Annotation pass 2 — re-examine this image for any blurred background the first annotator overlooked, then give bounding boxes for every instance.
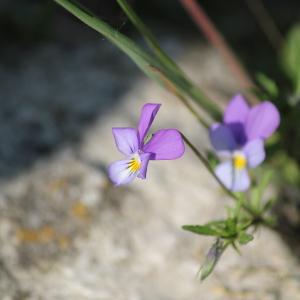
[0,1,300,299]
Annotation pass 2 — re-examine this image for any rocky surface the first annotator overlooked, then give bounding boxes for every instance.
[0,37,299,300]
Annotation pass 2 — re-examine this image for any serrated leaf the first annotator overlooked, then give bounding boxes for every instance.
[238,232,254,245]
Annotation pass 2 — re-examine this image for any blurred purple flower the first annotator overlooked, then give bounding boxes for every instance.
[210,94,280,192]
[108,103,185,185]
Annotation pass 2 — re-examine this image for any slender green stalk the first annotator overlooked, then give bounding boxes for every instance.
[182,134,274,228]
[54,0,222,121]
[116,0,222,117]
[149,65,209,128]
[178,96,209,129]
[182,133,237,199]
[116,0,183,76]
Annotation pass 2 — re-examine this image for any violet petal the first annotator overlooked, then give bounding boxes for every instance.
[137,103,161,145]
[224,94,250,124]
[112,127,139,156]
[143,129,185,160]
[209,124,237,152]
[224,94,250,145]
[245,101,280,140]
[243,139,265,168]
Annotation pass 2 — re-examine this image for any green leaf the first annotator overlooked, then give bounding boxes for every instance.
[282,24,300,96]
[53,0,222,120]
[116,0,182,76]
[238,232,254,245]
[183,219,238,238]
[256,72,278,98]
[182,225,220,236]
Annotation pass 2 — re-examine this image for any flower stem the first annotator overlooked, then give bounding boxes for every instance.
[182,133,275,229]
[182,133,235,198]
[149,66,210,128]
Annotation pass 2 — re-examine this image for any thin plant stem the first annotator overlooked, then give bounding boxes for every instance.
[116,0,223,121]
[116,0,183,76]
[179,0,258,104]
[182,133,275,229]
[245,0,284,51]
[182,133,237,199]
[178,95,209,129]
[149,65,210,128]
[53,0,222,120]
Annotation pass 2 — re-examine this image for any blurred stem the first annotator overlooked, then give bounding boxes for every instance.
[245,0,284,51]
[54,0,222,121]
[150,65,209,128]
[182,134,274,229]
[182,133,239,199]
[116,0,221,122]
[116,0,183,76]
[178,95,209,129]
[179,0,258,104]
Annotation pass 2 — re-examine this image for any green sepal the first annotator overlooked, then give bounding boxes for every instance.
[238,232,254,245]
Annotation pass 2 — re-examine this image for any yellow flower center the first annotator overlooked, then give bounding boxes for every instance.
[233,153,247,170]
[128,156,141,173]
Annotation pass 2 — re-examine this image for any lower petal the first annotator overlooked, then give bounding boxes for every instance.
[143,129,185,160]
[108,159,138,186]
[215,161,250,192]
[243,139,265,168]
[232,169,250,192]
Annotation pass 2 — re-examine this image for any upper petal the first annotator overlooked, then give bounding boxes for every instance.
[224,94,250,145]
[215,161,250,192]
[143,129,185,160]
[245,101,280,140]
[137,153,152,179]
[138,103,161,145]
[209,124,237,152]
[112,127,139,156]
[108,159,138,186]
[243,139,265,168]
[224,94,250,125]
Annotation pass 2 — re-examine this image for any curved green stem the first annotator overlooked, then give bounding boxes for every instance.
[182,133,275,229]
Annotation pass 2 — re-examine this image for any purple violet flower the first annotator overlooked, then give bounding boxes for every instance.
[210,94,280,192]
[108,103,185,185]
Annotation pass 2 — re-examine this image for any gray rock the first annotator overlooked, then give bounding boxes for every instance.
[0,39,299,300]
